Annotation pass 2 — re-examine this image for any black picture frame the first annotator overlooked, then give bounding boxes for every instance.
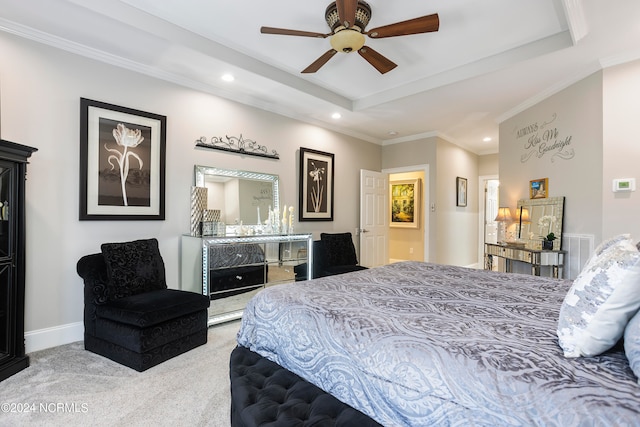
[299,147,334,221]
[456,176,467,207]
[79,98,166,220]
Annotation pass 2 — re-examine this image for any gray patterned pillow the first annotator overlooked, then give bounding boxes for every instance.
[557,235,640,357]
[624,309,640,383]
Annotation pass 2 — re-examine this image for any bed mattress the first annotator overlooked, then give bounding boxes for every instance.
[237,261,640,426]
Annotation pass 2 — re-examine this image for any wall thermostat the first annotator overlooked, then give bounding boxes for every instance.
[613,178,636,192]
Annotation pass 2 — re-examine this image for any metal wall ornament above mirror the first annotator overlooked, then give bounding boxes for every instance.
[516,196,565,250]
[193,165,280,236]
[195,135,279,159]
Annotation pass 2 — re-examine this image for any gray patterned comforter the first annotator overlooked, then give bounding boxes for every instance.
[236,261,640,426]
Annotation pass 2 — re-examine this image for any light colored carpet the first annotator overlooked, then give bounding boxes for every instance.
[0,320,241,427]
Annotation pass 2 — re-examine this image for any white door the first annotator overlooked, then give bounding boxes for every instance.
[359,169,388,267]
[485,179,499,244]
[482,178,500,270]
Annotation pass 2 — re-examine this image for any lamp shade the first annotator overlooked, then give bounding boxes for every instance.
[494,207,513,222]
[519,207,531,223]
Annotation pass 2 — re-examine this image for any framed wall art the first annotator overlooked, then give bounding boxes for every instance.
[390,178,420,228]
[456,177,467,207]
[79,98,166,220]
[299,147,334,221]
[529,178,548,199]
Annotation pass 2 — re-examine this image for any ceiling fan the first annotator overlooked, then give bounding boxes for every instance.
[260,0,439,74]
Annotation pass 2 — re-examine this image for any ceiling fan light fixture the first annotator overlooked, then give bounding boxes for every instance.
[262,1,439,74]
[330,29,365,53]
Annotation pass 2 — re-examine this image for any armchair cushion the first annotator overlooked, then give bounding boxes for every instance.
[320,232,358,267]
[101,238,167,300]
[96,288,210,328]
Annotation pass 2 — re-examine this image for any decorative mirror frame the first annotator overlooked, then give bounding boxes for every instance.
[516,196,565,250]
[194,165,280,224]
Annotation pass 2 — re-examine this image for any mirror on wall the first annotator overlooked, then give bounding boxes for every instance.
[194,165,279,227]
[516,196,565,250]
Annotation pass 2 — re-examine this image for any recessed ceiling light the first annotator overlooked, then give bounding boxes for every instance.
[388,131,398,136]
[483,137,492,142]
[331,112,342,119]
[221,74,235,82]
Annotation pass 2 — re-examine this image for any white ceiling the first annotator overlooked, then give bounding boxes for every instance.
[1,0,639,154]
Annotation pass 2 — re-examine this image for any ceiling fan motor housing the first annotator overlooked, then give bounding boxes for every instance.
[325,1,372,32]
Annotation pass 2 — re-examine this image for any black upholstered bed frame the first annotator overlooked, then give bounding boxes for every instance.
[229,346,381,426]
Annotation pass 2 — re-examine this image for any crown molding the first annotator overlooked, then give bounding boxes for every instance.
[561,0,588,45]
[496,61,602,124]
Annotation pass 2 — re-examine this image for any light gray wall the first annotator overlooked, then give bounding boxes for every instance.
[498,72,604,242]
[0,31,381,346]
[478,153,499,176]
[435,139,479,266]
[602,59,640,240]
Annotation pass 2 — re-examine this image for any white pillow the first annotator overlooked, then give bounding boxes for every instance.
[557,236,640,357]
[624,309,640,383]
[582,234,632,271]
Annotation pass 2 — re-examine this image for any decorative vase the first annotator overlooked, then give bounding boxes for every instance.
[542,240,553,250]
[190,186,208,236]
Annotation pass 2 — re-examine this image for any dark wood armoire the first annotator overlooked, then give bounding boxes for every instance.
[0,139,37,382]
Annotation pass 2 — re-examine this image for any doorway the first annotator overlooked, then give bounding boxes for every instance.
[478,175,499,268]
[383,165,429,264]
[359,166,430,266]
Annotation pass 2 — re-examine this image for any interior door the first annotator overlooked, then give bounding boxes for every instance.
[482,178,499,270]
[485,179,499,244]
[359,169,388,267]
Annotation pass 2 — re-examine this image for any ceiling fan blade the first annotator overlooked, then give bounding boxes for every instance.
[336,0,358,28]
[366,13,440,38]
[261,26,329,38]
[302,49,338,73]
[358,46,397,74]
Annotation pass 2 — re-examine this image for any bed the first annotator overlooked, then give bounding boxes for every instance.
[234,260,640,426]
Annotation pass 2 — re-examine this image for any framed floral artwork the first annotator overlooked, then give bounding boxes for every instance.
[390,179,420,228]
[79,98,166,220]
[299,147,334,221]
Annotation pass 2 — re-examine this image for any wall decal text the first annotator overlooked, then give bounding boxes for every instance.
[514,113,575,163]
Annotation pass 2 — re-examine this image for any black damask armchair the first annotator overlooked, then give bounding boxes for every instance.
[76,238,210,371]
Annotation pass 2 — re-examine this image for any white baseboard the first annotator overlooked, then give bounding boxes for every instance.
[388,258,409,264]
[25,322,84,353]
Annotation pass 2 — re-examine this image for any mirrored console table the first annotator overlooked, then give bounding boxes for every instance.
[181,233,312,326]
[485,243,566,279]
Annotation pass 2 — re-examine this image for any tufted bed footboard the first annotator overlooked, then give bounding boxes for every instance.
[229,346,381,427]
